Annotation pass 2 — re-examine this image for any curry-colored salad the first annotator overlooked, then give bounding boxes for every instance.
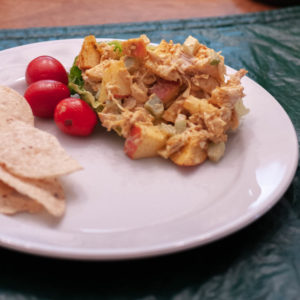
[69,35,248,166]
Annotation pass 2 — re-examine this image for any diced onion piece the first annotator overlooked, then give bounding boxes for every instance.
[158,123,176,136]
[207,142,226,162]
[235,99,249,118]
[175,114,187,133]
[124,56,138,73]
[145,94,164,117]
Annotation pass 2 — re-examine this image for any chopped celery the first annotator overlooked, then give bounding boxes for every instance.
[108,40,123,54]
[210,52,220,66]
[145,94,164,118]
[210,58,220,66]
[175,114,187,133]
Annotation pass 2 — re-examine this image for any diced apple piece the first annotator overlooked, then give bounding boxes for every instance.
[85,60,111,82]
[149,79,180,104]
[122,37,148,59]
[162,99,184,123]
[183,36,200,56]
[183,95,218,115]
[99,60,131,103]
[170,140,207,166]
[77,35,101,70]
[124,123,168,159]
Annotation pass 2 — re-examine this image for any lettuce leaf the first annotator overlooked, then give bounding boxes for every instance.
[68,82,104,113]
[68,58,104,113]
[68,57,84,93]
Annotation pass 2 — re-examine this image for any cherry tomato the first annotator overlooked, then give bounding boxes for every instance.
[54,98,98,136]
[25,55,68,85]
[24,80,70,118]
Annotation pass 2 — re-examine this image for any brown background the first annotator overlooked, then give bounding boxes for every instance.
[0,0,279,29]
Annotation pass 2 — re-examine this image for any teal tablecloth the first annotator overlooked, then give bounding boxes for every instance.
[1,6,300,299]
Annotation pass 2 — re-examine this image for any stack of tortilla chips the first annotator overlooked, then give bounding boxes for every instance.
[0,86,82,217]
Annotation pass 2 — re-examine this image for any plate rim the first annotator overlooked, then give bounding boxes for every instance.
[0,38,298,260]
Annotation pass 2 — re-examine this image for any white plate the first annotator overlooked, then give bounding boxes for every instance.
[0,39,298,260]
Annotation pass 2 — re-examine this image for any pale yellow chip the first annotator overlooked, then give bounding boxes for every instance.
[0,85,34,126]
[0,87,81,217]
[0,165,65,217]
[0,120,82,179]
[0,181,43,215]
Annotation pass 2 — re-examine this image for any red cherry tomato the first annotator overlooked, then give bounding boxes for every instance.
[24,80,70,118]
[54,98,98,136]
[25,55,68,85]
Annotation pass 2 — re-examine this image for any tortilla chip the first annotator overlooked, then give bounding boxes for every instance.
[0,85,34,126]
[0,87,82,217]
[0,120,82,179]
[0,165,65,217]
[0,181,43,215]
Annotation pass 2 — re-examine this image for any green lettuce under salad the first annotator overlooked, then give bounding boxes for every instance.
[68,57,104,112]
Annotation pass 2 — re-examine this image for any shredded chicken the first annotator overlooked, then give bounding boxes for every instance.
[99,107,153,138]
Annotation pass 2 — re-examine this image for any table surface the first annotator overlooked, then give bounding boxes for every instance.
[0,0,279,29]
[0,0,300,300]
[1,2,300,300]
